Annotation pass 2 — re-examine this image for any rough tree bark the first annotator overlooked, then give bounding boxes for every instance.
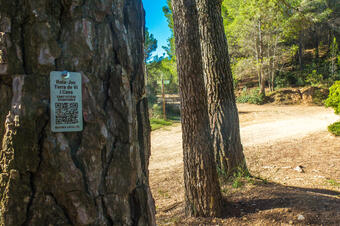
[172,0,223,217]
[196,0,247,177]
[0,0,155,225]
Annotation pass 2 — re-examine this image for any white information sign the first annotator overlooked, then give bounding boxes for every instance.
[50,71,83,132]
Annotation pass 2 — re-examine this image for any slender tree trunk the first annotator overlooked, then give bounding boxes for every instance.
[271,36,279,92]
[172,0,223,217]
[314,24,319,60]
[298,35,304,70]
[255,34,261,88]
[0,0,155,225]
[258,20,265,96]
[196,0,246,177]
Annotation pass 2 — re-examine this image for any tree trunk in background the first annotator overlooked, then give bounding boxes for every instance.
[0,0,155,225]
[196,0,247,177]
[258,20,266,96]
[314,24,319,60]
[298,32,304,70]
[172,0,223,217]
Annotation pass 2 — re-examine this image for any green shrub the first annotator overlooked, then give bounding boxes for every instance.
[151,104,163,118]
[237,88,265,105]
[325,81,340,114]
[325,82,340,135]
[305,70,323,87]
[275,71,305,88]
[328,122,340,136]
[233,77,240,89]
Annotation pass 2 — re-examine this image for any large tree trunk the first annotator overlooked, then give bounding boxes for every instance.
[172,0,223,217]
[0,0,155,225]
[196,0,247,177]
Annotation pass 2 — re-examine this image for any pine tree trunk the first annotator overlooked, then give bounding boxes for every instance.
[172,0,223,217]
[298,32,304,70]
[196,0,246,177]
[258,20,266,96]
[0,0,155,225]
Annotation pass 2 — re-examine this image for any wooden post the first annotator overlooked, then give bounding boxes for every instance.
[162,76,166,120]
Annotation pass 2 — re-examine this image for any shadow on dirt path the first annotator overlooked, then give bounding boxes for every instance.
[150,104,340,225]
[157,180,340,225]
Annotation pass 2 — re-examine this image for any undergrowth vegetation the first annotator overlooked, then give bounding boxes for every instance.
[325,81,340,136]
[327,122,340,136]
[236,88,266,105]
[150,118,173,131]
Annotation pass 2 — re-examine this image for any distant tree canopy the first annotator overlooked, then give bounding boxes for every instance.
[157,0,340,99]
[144,28,158,62]
[222,0,340,93]
[144,5,178,108]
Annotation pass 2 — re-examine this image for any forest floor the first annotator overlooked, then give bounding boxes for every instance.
[149,104,340,225]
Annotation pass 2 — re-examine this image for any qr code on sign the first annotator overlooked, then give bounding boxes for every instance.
[55,103,79,125]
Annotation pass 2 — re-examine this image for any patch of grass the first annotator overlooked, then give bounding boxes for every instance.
[150,118,173,131]
[220,166,253,189]
[158,189,170,198]
[232,178,244,188]
[327,179,340,188]
[328,121,340,136]
[231,168,253,188]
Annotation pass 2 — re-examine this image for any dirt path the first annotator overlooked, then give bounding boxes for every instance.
[240,111,339,146]
[150,104,339,170]
[149,104,340,225]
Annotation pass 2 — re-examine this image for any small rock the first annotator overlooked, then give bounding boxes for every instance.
[263,166,274,169]
[289,220,293,224]
[242,217,248,221]
[297,214,305,221]
[281,166,292,169]
[294,166,304,173]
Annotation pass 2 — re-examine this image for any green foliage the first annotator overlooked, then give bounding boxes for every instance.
[146,0,178,114]
[222,0,338,91]
[305,70,323,87]
[275,71,306,88]
[218,166,252,189]
[325,81,340,114]
[151,104,163,118]
[311,88,327,106]
[325,81,340,136]
[144,28,157,62]
[330,37,340,80]
[237,88,265,105]
[150,118,173,131]
[162,0,176,59]
[328,122,340,136]
[231,167,251,188]
[157,189,170,198]
[146,56,178,106]
[327,179,340,188]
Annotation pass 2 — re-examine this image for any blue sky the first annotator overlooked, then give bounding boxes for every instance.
[142,0,172,57]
